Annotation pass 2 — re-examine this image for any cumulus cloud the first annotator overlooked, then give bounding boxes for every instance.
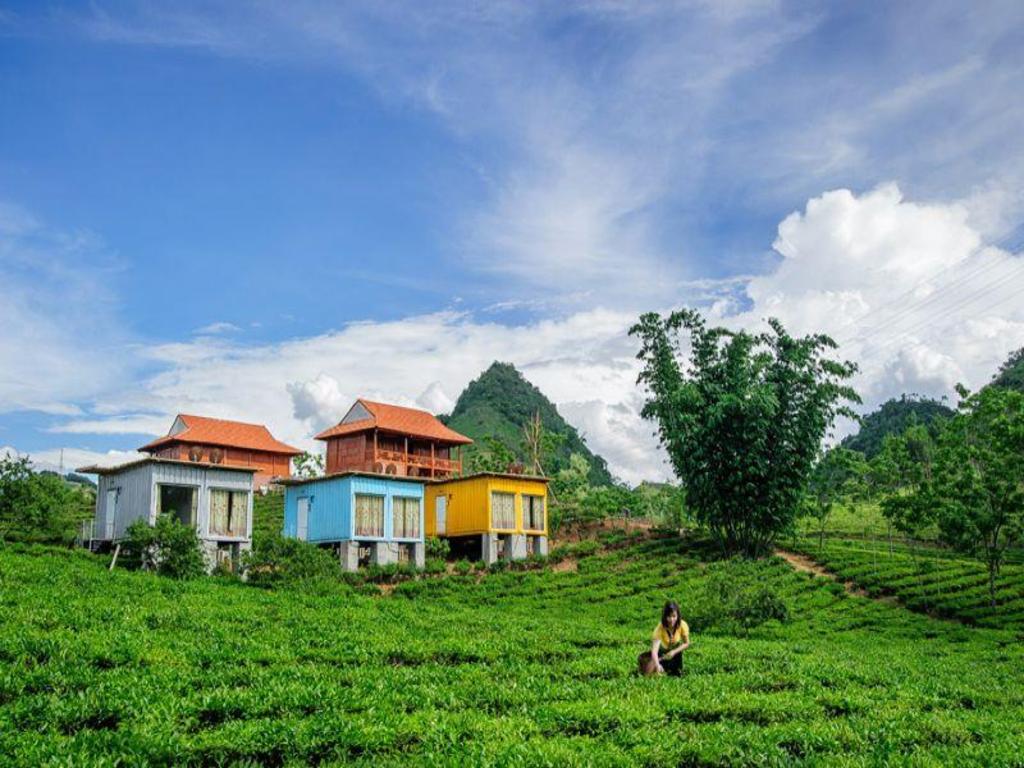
[735,183,1024,429]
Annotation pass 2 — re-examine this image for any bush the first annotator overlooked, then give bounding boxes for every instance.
[425,536,450,560]
[454,559,472,575]
[693,566,790,633]
[122,514,206,579]
[242,532,339,586]
[732,586,790,628]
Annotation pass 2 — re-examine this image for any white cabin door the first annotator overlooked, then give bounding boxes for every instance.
[297,497,309,541]
[435,496,447,535]
[105,489,117,539]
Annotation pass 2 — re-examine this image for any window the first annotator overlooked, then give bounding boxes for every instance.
[392,496,420,538]
[354,494,385,537]
[490,491,515,530]
[209,489,248,537]
[523,495,545,531]
[158,484,198,527]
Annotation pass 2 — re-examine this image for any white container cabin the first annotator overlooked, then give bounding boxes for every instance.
[79,457,256,571]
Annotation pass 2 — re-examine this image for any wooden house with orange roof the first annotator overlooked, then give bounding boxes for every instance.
[139,414,301,488]
[316,399,472,479]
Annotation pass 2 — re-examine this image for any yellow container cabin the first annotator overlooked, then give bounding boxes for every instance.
[425,473,549,563]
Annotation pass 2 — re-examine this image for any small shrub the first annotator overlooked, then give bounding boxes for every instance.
[455,559,472,575]
[241,533,339,586]
[733,587,790,628]
[425,536,451,560]
[122,514,206,579]
[424,558,446,575]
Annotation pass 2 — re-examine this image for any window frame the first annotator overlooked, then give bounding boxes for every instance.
[207,487,250,539]
[490,491,516,531]
[155,482,200,528]
[353,493,386,539]
[523,494,546,531]
[392,495,421,540]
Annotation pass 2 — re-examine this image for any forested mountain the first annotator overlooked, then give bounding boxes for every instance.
[990,347,1024,392]
[841,395,954,458]
[442,362,613,485]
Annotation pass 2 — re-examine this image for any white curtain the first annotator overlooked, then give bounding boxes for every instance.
[491,492,515,529]
[355,495,384,537]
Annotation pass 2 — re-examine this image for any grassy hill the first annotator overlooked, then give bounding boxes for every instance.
[2,537,1023,765]
[443,362,613,485]
[841,394,954,458]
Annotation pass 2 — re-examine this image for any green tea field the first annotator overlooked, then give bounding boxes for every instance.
[2,536,1023,767]
[787,537,1024,631]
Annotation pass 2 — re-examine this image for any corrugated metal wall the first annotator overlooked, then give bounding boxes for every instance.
[284,476,352,542]
[93,463,253,542]
[96,464,153,540]
[284,475,425,543]
[425,476,548,537]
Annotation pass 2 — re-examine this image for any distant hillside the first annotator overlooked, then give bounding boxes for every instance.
[841,395,954,458]
[443,362,613,485]
[990,347,1024,392]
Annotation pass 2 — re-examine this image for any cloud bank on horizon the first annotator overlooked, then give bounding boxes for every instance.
[1,1,1023,484]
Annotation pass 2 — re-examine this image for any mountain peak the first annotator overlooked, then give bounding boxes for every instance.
[445,362,612,485]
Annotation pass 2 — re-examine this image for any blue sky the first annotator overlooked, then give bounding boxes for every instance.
[2,1,1023,483]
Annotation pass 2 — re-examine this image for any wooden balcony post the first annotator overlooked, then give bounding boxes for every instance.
[430,442,435,478]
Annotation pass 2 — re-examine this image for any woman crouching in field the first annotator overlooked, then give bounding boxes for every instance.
[639,601,690,676]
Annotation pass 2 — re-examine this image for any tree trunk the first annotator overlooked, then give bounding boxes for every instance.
[988,561,998,609]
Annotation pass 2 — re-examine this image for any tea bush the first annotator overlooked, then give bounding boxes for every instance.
[242,531,341,586]
[790,537,1024,630]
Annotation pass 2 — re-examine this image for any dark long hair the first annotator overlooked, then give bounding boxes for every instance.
[661,601,681,635]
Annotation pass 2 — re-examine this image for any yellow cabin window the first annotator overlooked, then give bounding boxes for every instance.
[523,494,545,531]
[209,489,248,537]
[490,491,515,530]
[355,494,385,537]
[392,496,420,538]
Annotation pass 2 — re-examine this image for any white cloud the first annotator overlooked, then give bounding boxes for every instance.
[47,414,170,437]
[2,445,143,473]
[194,321,242,335]
[0,201,135,414]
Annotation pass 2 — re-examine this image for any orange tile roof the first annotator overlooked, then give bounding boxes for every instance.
[315,399,473,445]
[139,414,302,455]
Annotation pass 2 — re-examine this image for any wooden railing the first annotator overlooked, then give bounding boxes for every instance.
[374,449,461,474]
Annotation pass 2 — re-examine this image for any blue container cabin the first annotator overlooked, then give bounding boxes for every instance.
[281,472,425,570]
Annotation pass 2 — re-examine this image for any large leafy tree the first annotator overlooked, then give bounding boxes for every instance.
[631,310,858,556]
[930,386,1024,607]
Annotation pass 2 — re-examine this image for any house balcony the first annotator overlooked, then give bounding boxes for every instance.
[373,448,462,477]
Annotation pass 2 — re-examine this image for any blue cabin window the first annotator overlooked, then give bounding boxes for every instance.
[354,494,385,537]
[392,496,420,538]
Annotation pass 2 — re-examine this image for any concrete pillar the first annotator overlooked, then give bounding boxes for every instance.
[534,535,548,557]
[338,541,359,572]
[506,534,528,561]
[481,534,499,566]
[371,541,398,566]
[413,542,425,569]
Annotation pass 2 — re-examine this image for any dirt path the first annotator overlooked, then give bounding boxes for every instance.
[774,549,873,599]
